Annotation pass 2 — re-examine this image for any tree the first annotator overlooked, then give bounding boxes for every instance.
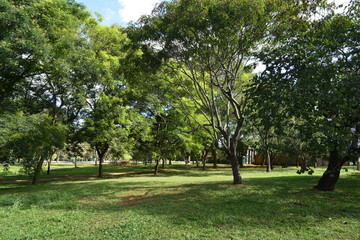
[254,0,359,190]
[0,0,97,183]
[0,113,66,184]
[82,93,129,177]
[128,0,328,184]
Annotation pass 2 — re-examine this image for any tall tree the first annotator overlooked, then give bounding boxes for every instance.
[254,0,359,190]
[128,0,328,184]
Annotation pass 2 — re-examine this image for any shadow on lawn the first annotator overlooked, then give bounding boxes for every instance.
[1,174,359,227]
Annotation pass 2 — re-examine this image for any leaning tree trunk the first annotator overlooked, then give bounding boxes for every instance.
[314,148,348,191]
[227,140,242,184]
[229,152,242,184]
[32,156,45,185]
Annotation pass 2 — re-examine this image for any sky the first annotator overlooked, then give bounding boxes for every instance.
[78,0,351,26]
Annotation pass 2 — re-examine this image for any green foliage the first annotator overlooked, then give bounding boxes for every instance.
[0,113,67,175]
[253,0,359,161]
[297,166,315,175]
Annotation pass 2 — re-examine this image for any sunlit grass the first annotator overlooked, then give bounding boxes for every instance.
[0,165,359,239]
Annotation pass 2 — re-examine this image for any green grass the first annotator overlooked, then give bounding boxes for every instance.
[0,164,359,240]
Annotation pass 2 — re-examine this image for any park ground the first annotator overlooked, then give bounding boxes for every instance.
[0,163,359,240]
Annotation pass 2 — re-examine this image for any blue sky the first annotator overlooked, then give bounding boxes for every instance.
[78,0,162,26]
[78,0,350,26]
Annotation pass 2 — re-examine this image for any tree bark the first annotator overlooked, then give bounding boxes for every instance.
[211,147,217,169]
[154,159,160,175]
[314,148,348,191]
[357,158,360,171]
[47,160,51,175]
[227,139,242,184]
[162,158,166,169]
[96,144,108,178]
[98,155,104,178]
[266,150,271,172]
[32,156,45,185]
[229,152,242,184]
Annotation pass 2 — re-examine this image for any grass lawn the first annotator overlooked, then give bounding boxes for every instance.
[0,164,359,240]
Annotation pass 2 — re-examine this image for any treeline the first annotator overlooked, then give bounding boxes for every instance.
[0,0,358,190]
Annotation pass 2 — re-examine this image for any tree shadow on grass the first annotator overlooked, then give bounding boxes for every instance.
[0,172,359,235]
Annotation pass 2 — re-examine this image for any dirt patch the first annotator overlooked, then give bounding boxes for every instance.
[121,195,156,206]
[350,172,360,176]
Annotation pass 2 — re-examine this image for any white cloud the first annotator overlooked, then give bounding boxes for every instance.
[118,0,161,24]
[332,0,350,5]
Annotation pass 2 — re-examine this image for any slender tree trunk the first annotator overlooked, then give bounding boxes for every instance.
[202,149,208,170]
[96,144,109,178]
[47,160,51,175]
[357,158,360,171]
[98,155,104,178]
[154,159,160,175]
[266,150,271,172]
[314,148,348,191]
[186,155,190,166]
[212,147,217,169]
[162,158,166,169]
[32,156,45,185]
[169,158,172,165]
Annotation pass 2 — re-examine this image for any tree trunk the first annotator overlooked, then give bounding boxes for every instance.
[98,155,104,178]
[32,156,45,185]
[186,155,190,166]
[229,152,242,184]
[154,159,160,175]
[211,147,217,169]
[47,160,51,175]
[162,158,166,169]
[357,158,360,171]
[314,148,347,191]
[169,159,172,165]
[202,149,208,170]
[266,150,271,172]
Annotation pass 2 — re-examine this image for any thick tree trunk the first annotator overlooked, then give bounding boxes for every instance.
[229,153,242,184]
[32,156,45,185]
[314,148,348,191]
